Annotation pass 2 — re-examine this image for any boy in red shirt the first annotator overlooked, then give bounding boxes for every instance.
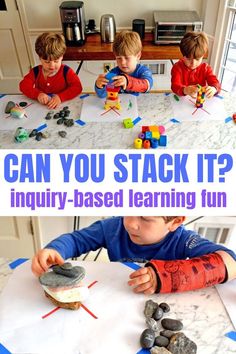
[171,31,221,98]
[19,32,82,109]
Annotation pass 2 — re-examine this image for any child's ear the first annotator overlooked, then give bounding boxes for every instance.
[168,217,186,231]
[137,52,141,60]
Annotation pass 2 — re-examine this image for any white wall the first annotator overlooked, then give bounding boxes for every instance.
[22,0,203,31]
[39,216,74,246]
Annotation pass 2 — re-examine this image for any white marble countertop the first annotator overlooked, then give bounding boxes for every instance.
[0,92,235,149]
[0,258,235,354]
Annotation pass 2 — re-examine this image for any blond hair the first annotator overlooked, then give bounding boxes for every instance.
[35,32,66,60]
[162,216,178,223]
[113,30,142,56]
[180,31,208,59]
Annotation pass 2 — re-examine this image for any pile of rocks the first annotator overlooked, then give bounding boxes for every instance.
[140,299,197,354]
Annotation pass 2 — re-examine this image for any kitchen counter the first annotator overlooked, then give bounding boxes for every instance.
[63,33,183,61]
[0,259,235,354]
[0,92,235,149]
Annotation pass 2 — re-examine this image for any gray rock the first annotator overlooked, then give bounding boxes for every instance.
[60,262,73,270]
[52,264,85,278]
[144,299,159,318]
[150,347,171,354]
[140,328,155,349]
[161,318,183,331]
[155,335,169,347]
[146,317,159,332]
[167,332,197,354]
[160,330,176,339]
[153,306,164,321]
[58,130,67,138]
[159,302,170,313]
[5,101,15,113]
[39,264,85,287]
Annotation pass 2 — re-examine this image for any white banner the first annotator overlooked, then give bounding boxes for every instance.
[0,149,235,216]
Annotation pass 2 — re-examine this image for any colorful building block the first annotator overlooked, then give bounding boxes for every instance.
[151,131,160,139]
[145,131,152,139]
[149,125,159,132]
[134,138,143,149]
[123,118,134,129]
[158,125,165,134]
[195,84,206,108]
[150,138,159,148]
[159,135,167,147]
[104,85,121,110]
[142,126,150,133]
[143,140,151,149]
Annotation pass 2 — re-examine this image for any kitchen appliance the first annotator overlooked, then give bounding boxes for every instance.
[60,1,86,46]
[154,11,203,44]
[132,19,145,40]
[100,14,116,43]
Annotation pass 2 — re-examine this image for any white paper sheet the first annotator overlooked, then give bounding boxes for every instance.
[80,94,139,122]
[170,94,228,121]
[0,261,144,354]
[216,279,236,329]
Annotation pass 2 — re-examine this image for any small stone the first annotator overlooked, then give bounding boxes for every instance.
[29,129,38,137]
[144,299,159,318]
[5,101,15,113]
[153,306,164,321]
[167,332,197,354]
[161,319,183,331]
[60,262,73,270]
[64,118,74,127]
[150,347,171,354]
[45,114,52,120]
[35,132,43,141]
[39,265,86,287]
[19,101,28,107]
[63,106,69,110]
[42,131,50,139]
[57,118,64,125]
[52,264,85,279]
[53,113,60,119]
[58,130,67,138]
[160,330,176,339]
[146,317,159,332]
[140,328,155,349]
[155,335,169,347]
[159,303,170,313]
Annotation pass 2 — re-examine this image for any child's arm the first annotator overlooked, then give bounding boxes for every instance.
[204,64,221,97]
[94,74,109,98]
[113,75,150,93]
[19,70,43,100]
[31,248,65,276]
[171,64,187,96]
[128,251,235,294]
[56,68,82,102]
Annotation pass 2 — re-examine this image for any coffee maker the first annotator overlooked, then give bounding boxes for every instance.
[60,1,86,46]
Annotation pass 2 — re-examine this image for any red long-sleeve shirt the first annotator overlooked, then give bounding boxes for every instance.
[171,59,221,96]
[19,64,82,102]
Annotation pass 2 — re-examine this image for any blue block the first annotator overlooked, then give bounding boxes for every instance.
[145,131,152,139]
[105,72,116,82]
[150,138,158,148]
[159,135,167,147]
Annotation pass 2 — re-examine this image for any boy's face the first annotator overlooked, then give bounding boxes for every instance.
[40,56,63,76]
[183,56,203,70]
[123,216,184,246]
[115,52,141,74]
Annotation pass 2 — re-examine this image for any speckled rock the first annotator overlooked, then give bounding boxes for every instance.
[146,317,159,331]
[144,299,159,318]
[140,328,155,349]
[167,332,197,354]
[153,306,164,321]
[154,335,169,347]
[160,330,176,339]
[159,302,170,313]
[150,346,171,354]
[39,263,85,287]
[58,130,67,138]
[5,101,15,113]
[161,318,183,331]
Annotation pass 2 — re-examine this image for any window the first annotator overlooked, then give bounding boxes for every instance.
[219,1,236,92]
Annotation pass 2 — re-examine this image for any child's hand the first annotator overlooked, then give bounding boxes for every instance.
[205,86,217,98]
[96,74,108,89]
[47,94,61,109]
[183,85,198,98]
[112,75,127,90]
[128,266,157,295]
[31,248,64,277]
[38,93,50,105]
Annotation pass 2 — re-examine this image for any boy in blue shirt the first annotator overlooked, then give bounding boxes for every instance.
[32,217,236,295]
[95,31,153,98]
